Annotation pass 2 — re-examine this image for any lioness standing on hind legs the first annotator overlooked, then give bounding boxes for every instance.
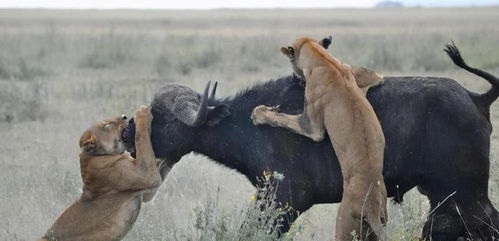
[38,105,170,241]
[251,36,388,241]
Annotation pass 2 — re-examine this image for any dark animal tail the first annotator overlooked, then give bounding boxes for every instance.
[444,42,499,106]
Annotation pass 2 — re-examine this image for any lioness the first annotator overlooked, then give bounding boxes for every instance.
[39,106,168,241]
[251,37,387,241]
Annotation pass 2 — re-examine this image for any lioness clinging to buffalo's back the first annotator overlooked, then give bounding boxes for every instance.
[251,36,387,241]
[39,106,168,241]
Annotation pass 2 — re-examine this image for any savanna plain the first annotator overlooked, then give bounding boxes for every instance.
[0,7,498,241]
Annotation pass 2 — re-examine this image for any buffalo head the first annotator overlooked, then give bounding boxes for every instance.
[121,81,230,159]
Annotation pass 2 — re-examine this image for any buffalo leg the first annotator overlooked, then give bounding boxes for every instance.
[422,196,499,241]
[420,190,466,241]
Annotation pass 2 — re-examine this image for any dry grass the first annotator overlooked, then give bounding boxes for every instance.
[0,7,498,240]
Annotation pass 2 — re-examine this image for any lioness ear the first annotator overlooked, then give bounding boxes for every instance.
[79,130,97,153]
[319,35,332,49]
[280,46,295,58]
[351,66,383,89]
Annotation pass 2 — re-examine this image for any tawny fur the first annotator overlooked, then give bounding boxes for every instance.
[39,106,164,241]
[251,37,387,241]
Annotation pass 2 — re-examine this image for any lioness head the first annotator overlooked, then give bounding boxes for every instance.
[280,36,332,80]
[281,36,383,89]
[79,115,128,155]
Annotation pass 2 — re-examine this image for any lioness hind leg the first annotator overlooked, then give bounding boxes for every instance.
[365,211,387,241]
[363,189,388,241]
[336,183,388,241]
[335,202,386,241]
[336,201,362,241]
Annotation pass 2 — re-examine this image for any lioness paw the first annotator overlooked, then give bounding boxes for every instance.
[251,105,276,125]
[138,105,149,113]
[136,105,151,116]
[135,105,153,128]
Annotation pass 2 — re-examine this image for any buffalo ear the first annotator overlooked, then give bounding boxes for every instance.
[205,104,231,126]
[280,47,289,56]
[319,35,332,49]
[79,130,97,153]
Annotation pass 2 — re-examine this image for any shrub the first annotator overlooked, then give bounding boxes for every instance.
[176,171,296,241]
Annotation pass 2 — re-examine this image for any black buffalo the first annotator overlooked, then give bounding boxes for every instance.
[122,44,499,241]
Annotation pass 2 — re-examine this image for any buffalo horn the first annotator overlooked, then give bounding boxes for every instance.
[181,81,210,127]
[209,81,218,103]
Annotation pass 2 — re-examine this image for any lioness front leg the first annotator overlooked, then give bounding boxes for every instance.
[142,159,175,202]
[251,105,325,142]
[106,106,161,192]
[135,105,155,162]
[119,105,161,190]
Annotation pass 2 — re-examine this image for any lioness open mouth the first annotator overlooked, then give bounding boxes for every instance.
[121,118,136,155]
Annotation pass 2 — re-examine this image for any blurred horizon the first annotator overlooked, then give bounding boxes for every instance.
[1,0,499,9]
